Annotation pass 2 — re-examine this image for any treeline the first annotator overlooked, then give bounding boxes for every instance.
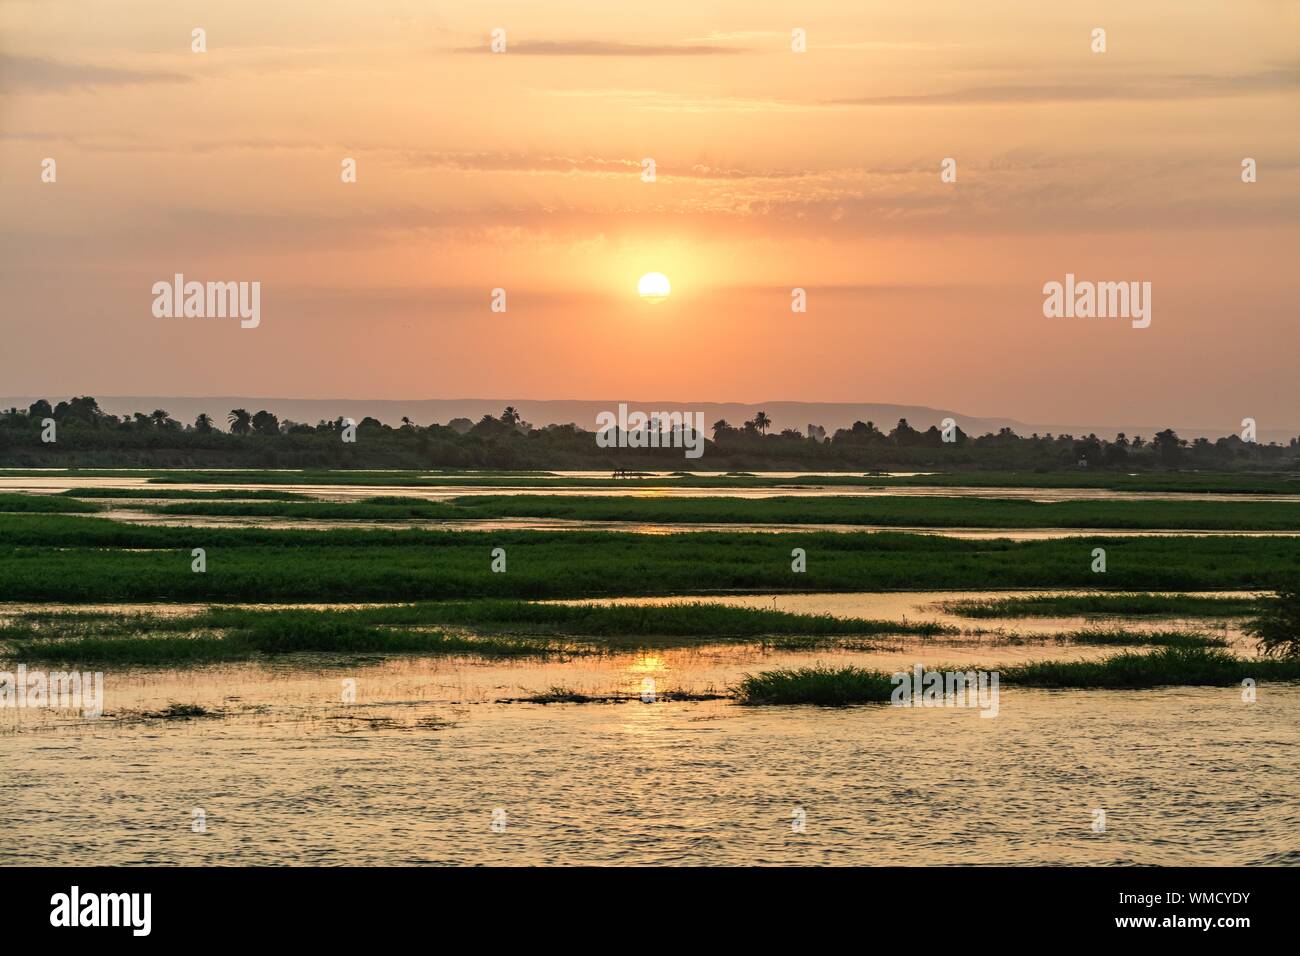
[2,397,1297,472]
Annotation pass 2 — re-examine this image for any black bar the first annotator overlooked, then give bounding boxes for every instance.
[0,866,1282,941]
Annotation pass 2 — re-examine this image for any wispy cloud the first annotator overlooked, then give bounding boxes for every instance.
[456,39,747,56]
[831,65,1300,106]
[684,30,953,52]
[396,151,825,180]
[0,54,190,92]
[535,87,802,113]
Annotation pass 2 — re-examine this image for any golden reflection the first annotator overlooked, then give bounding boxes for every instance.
[628,655,665,674]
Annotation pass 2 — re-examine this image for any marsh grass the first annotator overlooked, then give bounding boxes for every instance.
[736,647,1300,705]
[1243,585,1300,658]
[941,593,1258,618]
[12,616,546,664]
[735,665,897,705]
[511,686,728,704]
[1001,646,1300,688]
[314,600,951,638]
[148,498,462,519]
[2,514,1297,601]
[0,611,197,641]
[0,493,98,513]
[0,601,930,664]
[115,468,1300,494]
[146,702,213,719]
[17,634,246,664]
[63,488,309,501]
[1056,629,1228,648]
[132,492,1300,531]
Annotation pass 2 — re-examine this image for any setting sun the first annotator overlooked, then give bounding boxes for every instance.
[637,272,671,302]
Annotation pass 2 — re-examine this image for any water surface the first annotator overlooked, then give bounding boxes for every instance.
[1,646,1293,865]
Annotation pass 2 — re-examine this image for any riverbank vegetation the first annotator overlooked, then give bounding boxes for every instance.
[3,398,1298,473]
[2,513,1297,602]
[1244,584,1300,658]
[7,466,1299,495]
[939,593,1259,618]
[736,648,1300,704]
[0,600,949,663]
[1,602,1229,665]
[131,493,1300,530]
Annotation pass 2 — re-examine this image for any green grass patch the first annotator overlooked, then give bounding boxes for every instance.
[0,513,1295,603]
[139,493,1300,530]
[1057,629,1227,648]
[62,488,310,501]
[509,686,728,704]
[0,601,938,664]
[13,624,543,664]
[273,600,952,638]
[940,593,1259,618]
[147,497,461,519]
[737,647,1300,705]
[735,665,897,705]
[2,467,1299,494]
[0,493,98,513]
[1001,646,1300,688]
[143,702,214,719]
[110,468,1300,494]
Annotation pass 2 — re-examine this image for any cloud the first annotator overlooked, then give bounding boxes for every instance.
[535,87,802,113]
[395,150,828,180]
[457,39,747,56]
[0,54,190,92]
[831,65,1300,106]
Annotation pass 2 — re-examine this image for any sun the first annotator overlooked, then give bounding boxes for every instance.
[637,272,671,302]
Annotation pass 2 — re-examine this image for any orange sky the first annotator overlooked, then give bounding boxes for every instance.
[1,0,1298,428]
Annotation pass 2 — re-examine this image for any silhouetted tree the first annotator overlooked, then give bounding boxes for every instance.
[228,409,252,435]
[251,410,280,436]
[1152,429,1184,466]
[1245,584,1300,658]
[54,396,103,424]
[891,418,920,446]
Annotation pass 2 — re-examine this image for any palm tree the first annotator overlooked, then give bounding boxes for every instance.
[501,406,522,427]
[194,413,214,434]
[752,411,771,435]
[227,408,252,435]
[1152,428,1184,466]
[150,409,170,429]
[251,410,280,436]
[711,419,732,438]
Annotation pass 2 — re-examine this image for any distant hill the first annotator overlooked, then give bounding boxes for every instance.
[1,396,1294,443]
